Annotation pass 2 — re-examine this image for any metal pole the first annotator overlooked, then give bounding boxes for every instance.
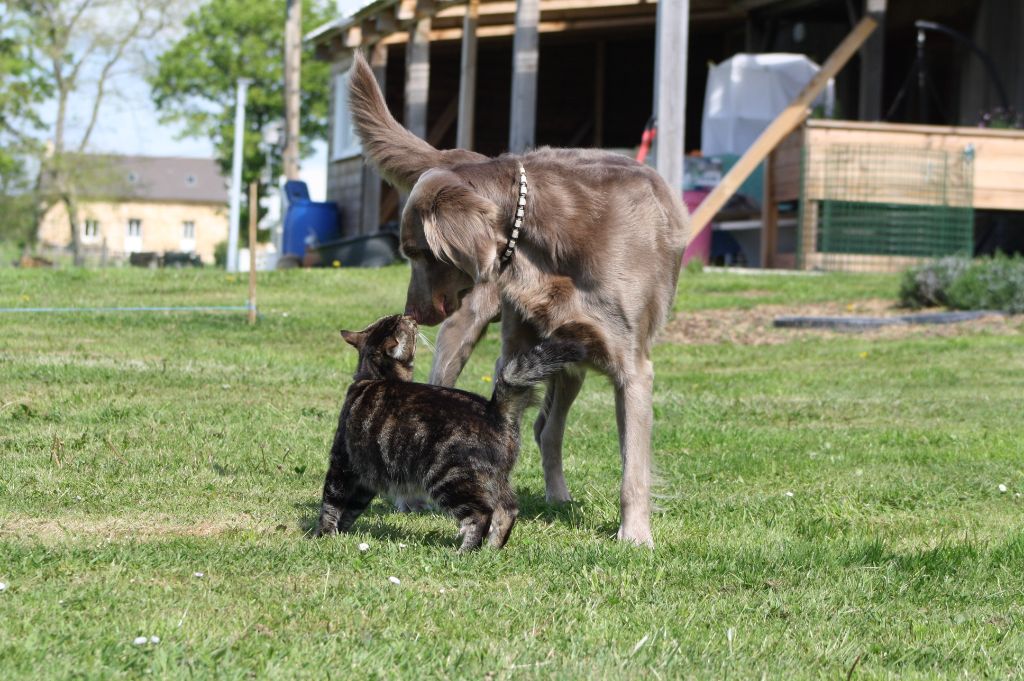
[227,78,250,273]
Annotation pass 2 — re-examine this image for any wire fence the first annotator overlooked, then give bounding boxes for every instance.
[799,144,975,272]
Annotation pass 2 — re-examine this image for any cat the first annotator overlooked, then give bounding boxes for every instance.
[315,314,585,551]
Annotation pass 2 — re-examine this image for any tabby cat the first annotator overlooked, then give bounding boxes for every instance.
[315,314,585,551]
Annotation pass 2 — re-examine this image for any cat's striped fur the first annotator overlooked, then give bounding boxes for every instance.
[316,314,585,550]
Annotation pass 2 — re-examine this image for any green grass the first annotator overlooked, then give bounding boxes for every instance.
[1,267,1022,679]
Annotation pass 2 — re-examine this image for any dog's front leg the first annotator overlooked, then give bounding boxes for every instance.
[427,282,500,387]
[613,358,655,547]
[394,284,500,514]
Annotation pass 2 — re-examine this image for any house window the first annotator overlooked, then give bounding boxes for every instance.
[185,174,197,186]
[83,219,99,239]
[128,219,142,237]
[331,70,361,160]
[183,221,195,239]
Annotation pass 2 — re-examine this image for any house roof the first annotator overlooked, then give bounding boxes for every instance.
[64,155,228,204]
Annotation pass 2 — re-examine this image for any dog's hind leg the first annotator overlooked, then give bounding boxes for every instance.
[613,357,655,548]
[534,367,585,503]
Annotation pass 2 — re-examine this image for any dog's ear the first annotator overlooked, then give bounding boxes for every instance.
[340,329,366,349]
[412,171,501,282]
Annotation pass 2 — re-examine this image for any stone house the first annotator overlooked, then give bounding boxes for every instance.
[37,155,228,264]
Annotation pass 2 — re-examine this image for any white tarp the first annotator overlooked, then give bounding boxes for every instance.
[701,53,835,157]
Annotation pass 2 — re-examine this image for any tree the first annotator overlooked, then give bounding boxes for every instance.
[0,7,50,245]
[150,0,331,211]
[7,0,172,263]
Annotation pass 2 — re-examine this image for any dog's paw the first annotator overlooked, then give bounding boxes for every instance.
[616,524,654,548]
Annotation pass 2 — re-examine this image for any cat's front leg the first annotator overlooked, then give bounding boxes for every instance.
[316,434,374,536]
[317,478,375,536]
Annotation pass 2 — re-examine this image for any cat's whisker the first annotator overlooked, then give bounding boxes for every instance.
[416,331,436,352]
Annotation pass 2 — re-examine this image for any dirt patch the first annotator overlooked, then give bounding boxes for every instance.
[0,514,296,542]
[662,299,1020,346]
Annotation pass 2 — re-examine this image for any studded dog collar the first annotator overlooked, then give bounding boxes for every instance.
[501,163,527,262]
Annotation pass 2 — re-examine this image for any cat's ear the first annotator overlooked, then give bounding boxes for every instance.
[340,329,366,349]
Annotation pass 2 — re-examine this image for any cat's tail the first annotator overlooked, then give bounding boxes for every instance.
[490,340,586,427]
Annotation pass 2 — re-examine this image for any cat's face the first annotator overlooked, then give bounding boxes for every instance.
[341,314,418,381]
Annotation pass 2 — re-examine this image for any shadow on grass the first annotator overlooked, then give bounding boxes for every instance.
[294,499,459,548]
[296,487,598,544]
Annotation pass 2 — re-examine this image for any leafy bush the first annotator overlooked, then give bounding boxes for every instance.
[213,240,227,268]
[900,255,1024,313]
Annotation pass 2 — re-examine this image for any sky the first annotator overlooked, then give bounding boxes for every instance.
[40,4,333,202]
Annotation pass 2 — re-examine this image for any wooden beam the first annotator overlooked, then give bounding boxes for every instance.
[405,15,431,139]
[456,0,479,149]
[283,0,302,180]
[509,0,540,153]
[653,0,689,193]
[760,149,778,268]
[361,43,388,235]
[379,15,657,45]
[857,0,886,121]
[688,17,877,238]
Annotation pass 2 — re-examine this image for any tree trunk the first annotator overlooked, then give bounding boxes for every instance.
[62,190,84,267]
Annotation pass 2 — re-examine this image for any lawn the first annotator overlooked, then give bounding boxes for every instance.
[1,266,1022,679]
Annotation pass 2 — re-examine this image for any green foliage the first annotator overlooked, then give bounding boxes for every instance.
[150,0,332,190]
[1,269,1023,677]
[0,7,49,244]
[900,255,1024,313]
[0,8,50,152]
[213,240,227,268]
[683,257,704,275]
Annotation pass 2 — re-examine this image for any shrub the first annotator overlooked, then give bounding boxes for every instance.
[900,255,1024,313]
[213,240,227,268]
[899,257,971,308]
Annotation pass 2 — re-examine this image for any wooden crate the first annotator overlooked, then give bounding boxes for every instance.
[762,120,1024,271]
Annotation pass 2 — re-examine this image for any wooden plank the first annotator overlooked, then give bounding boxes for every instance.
[405,15,431,139]
[806,118,1024,140]
[653,0,689,192]
[361,43,388,235]
[799,199,818,270]
[456,0,479,150]
[804,252,928,273]
[688,17,877,235]
[509,0,540,154]
[760,149,778,268]
[378,15,657,45]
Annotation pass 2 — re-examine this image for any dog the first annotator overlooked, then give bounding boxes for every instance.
[347,52,689,546]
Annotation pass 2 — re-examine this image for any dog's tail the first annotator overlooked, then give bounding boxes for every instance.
[490,340,586,427]
[349,51,485,192]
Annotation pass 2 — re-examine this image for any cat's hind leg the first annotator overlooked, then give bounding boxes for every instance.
[456,511,492,552]
[487,485,519,549]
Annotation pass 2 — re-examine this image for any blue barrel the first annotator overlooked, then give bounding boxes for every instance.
[282,180,341,257]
